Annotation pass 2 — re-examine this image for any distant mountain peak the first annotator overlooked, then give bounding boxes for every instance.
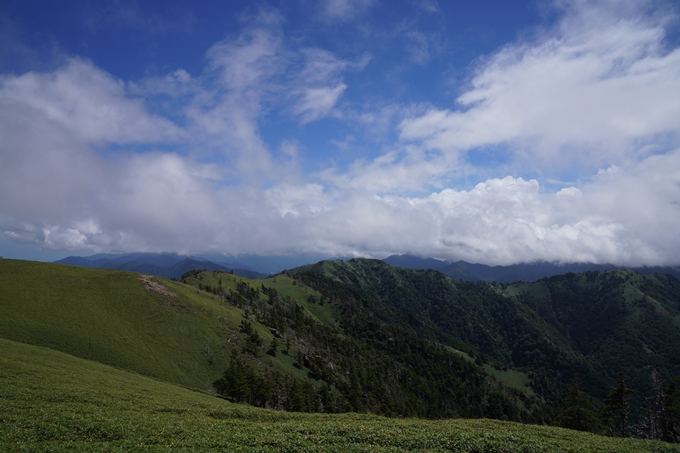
[386,257,680,283]
[383,254,449,270]
[54,253,267,279]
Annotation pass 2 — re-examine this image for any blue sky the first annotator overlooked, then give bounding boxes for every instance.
[1,0,680,265]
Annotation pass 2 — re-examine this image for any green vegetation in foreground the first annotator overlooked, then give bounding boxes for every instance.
[2,338,677,453]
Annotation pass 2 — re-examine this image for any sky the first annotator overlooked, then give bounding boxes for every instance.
[1,0,679,266]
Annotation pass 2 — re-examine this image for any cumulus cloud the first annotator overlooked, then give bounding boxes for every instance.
[317,146,458,193]
[2,83,679,264]
[1,59,185,144]
[0,26,334,254]
[399,1,680,171]
[1,0,680,267]
[183,24,286,180]
[305,149,680,265]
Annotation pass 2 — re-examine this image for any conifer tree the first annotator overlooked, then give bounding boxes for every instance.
[663,376,680,443]
[558,373,601,432]
[267,337,279,356]
[603,372,635,437]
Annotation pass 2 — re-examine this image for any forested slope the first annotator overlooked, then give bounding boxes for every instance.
[291,259,680,426]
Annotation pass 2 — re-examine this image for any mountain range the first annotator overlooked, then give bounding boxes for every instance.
[3,256,680,445]
[54,253,267,279]
[54,251,680,284]
[383,254,680,283]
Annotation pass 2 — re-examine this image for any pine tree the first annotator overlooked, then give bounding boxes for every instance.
[603,372,635,437]
[558,373,601,432]
[663,376,680,443]
[239,319,253,335]
[213,355,252,403]
[267,337,279,356]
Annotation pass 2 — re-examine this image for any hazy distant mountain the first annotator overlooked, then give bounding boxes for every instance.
[54,252,339,277]
[201,253,340,275]
[440,260,680,283]
[100,253,187,268]
[55,256,99,268]
[383,254,449,270]
[54,254,267,279]
[56,253,187,269]
[55,252,680,283]
[383,254,680,283]
[109,258,231,279]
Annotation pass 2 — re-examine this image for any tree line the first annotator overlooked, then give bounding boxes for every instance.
[181,266,680,444]
[181,271,548,421]
[560,371,680,443]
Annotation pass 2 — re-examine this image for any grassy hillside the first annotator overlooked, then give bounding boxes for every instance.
[2,337,677,452]
[0,259,321,391]
[181,269,339,327]
[0,259,545,420]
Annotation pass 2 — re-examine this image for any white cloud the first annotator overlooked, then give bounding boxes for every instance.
[0,96,104,224]
[279,139,301,160]
[417,0,438,13]
[2,81,679,264]
[184,26,285,179]
[297,48,351,85]
[318,145,458,193]
[399,2,680,171]
[293,84,347,123]
[0,59,185,144]
[265,183,328,217]
[207,28,282,92]
[289,48,363,123]
[555,187,582,198]
[309,149,680,265]
[131,69,195,97]
[319,0,377,21]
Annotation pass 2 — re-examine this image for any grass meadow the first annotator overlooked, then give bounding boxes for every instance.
[2,338,679,452]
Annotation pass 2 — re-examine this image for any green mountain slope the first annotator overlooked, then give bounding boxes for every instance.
[0,259,308,390]
[506,271,680,402]
[3,337,677,452]
[0,259,541,421]
[180,266,536,420]
[291,259,680,417]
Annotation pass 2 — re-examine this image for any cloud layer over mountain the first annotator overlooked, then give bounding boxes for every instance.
[1,0,679,265]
